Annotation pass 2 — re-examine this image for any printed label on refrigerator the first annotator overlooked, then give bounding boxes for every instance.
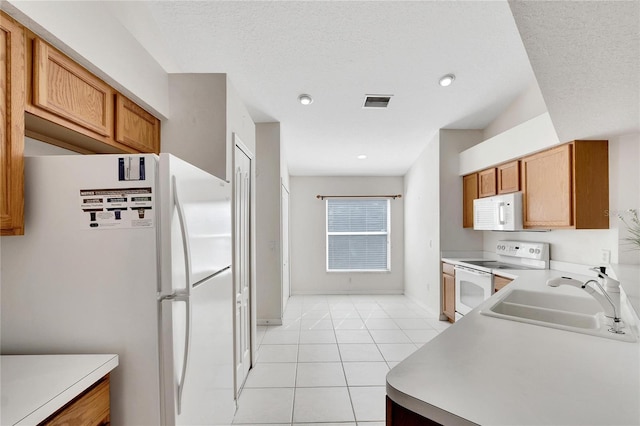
[79,188,154,229]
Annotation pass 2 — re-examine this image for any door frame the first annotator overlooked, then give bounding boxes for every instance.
[232,133,256,399]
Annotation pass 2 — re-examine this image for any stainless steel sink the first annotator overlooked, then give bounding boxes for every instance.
[481,289,637,342]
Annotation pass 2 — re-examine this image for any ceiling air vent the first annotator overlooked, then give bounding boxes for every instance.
[362,95,392,109]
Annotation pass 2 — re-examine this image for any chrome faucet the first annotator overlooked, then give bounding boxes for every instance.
[590,266,621,291]
[546,276,624,334]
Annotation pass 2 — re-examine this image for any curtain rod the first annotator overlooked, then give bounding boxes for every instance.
[316,194,402,200]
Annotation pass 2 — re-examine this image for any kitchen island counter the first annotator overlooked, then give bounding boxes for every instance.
[1,354,119,425]
[386,268,640,425]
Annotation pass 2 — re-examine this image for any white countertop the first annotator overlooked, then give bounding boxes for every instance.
[1,354,119,425]
[387,267,640,425]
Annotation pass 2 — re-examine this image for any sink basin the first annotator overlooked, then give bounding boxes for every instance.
[481,289,637,342]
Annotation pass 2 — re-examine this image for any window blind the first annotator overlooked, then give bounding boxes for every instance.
[326,199,390,271]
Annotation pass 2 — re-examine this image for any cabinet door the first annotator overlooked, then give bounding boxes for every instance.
[0,12,25,236]
[478,168,497,198]
[494,275,513,293]
[442,265,455,322]
[462,173,478,228]
[32,38,113,137]
[115,94,161,153]
[497,160,520,194]
[521,144,572,228]
[44,375,110,426]
[442,274,455,322]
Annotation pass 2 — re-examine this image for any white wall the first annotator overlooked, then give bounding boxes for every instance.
[5,0,169,118]
[227,77,256,179]
[162,74,227,179]
[608,133,640,265]
[439,130,484,252]
[161,74,256,183]
[255,123,283,322]
[403,134,440,312]
[24,137,80,156]
[290,176,404,294]
[459,113,560,175]
[483,81,548,140]
[403,130,484,314]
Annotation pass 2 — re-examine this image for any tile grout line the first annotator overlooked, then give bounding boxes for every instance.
[289,304,304,425]
[236,295,445,425]
[330,299,358,424]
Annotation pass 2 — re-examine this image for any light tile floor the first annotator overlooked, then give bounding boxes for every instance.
[232,294,452,425]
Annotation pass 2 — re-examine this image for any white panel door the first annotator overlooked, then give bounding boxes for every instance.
[281,185,290,313]
[233,143,252,396]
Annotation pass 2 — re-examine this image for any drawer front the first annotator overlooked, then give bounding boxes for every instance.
[44,375,110,426]
[442,262,455,276]
[33,39,112,137]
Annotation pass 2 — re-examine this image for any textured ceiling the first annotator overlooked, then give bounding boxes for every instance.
[108,1,535,176]
[510,1,640,143]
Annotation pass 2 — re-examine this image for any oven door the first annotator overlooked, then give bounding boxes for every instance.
[454,265,493,315]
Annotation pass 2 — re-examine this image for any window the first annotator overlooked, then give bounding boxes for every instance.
[326,198,390,271]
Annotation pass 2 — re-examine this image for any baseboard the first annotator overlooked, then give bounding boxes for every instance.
[403,291,440,318]
[291,290,404,296]
[257,318,283,326]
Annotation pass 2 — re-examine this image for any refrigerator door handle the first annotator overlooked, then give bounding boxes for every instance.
[159,294,191,415]
[177,296,191,415]
[173,175,193,293]
[172,175,193,415]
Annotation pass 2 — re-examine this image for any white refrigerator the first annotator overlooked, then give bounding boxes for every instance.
[0,153,236,425]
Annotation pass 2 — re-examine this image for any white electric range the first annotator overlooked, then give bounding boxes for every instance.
[454,241,550,317]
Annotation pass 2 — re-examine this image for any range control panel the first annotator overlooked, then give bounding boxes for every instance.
[496,241,549,261]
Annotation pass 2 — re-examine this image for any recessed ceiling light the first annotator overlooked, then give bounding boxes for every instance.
[357,154,367,160]
[298,94,313,105]
[439,74,456,87]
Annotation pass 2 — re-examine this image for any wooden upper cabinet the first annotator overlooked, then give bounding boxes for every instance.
[497,160,520,194]
[24,32,161,154]
[572,140,609,229]
[522,144,573,227]
[1,12,26,236]
[478,168,497,198]
[115,94,160,154]
[462,173,478,228]
[32,38,113,137]
[521,141,608,229]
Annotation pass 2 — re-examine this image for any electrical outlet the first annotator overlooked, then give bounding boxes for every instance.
[601,249,611,264]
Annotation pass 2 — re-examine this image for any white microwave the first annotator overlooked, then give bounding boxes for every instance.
[473,192,524,231]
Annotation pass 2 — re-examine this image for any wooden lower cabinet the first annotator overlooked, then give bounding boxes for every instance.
[442,263,455,323]
[387,396,442,426]
[494,275,513,293]
[42,374,110,426]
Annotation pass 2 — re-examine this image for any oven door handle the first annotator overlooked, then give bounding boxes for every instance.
[454,265,492,276]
